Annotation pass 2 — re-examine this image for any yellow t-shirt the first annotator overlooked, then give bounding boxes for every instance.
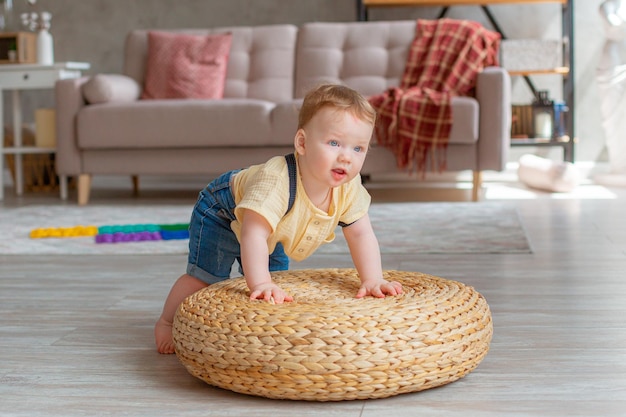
[231,154,371,261]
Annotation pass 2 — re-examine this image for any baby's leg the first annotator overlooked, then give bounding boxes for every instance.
[155,274,207,354]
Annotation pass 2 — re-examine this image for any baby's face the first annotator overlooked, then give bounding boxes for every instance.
[297,107,373,188]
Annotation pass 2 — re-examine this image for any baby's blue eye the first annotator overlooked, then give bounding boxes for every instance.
[354,146,362,152]
[329,140,339,147]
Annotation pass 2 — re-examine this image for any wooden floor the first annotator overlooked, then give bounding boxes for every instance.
[1,174,626,416]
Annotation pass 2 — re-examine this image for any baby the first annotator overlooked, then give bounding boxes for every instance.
[155,84,403,354]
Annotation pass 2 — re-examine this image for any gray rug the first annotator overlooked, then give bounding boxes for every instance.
[321,202,531,255]
[0,202,531,255]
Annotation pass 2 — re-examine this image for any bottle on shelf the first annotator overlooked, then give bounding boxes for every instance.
[0,0,16,32]
[553,101,569,142]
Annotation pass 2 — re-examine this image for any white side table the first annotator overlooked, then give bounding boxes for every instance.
[0,62,90,201]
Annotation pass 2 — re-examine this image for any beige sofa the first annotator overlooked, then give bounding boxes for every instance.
[55,21,511,205]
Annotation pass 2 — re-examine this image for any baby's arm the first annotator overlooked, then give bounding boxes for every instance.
[342,214,403,298]
[240,209,293,303]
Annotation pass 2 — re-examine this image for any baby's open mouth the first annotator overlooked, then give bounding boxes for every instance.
[332,168,347,180]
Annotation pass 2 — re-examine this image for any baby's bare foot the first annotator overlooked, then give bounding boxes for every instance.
[155,317,175,354]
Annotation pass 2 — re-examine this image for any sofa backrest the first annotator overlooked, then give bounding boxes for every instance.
[124,24,298,103]
[295,20,416,99]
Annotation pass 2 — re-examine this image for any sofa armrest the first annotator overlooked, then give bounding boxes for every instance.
[55,76,90,176]
[475,66,511,171]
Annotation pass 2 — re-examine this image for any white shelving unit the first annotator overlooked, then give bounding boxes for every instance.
[0,61,90,200]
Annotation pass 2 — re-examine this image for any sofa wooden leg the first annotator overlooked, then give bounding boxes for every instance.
[131,175,139,196]
[77,174,92,206]
[471,171,483,202]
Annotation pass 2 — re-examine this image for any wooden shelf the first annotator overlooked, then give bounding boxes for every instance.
[0,32,37,64]
[511,137,573,161]
[508,67,569,76]
[363,0,567,7]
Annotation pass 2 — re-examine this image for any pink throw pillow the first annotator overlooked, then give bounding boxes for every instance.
[142,31,232,100]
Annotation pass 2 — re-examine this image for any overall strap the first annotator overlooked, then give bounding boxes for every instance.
[284,153,297,216]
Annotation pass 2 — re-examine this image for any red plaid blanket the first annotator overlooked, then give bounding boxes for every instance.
[369,19,500,172]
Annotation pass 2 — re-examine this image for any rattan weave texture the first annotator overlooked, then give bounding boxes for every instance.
[173,268,492,401]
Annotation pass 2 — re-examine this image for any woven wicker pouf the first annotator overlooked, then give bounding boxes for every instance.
[173,268,492,401]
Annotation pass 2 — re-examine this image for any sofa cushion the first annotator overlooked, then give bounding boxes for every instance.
[141,31,232,100]
[124,25,298,103]
[518,154,579,193]
[296,21,478,145]
[270,99,302,146]
[82,74,141,104]
[295,21,416,98]
[77,99,275,149]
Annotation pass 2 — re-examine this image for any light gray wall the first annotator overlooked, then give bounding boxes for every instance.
[4,0,608,162]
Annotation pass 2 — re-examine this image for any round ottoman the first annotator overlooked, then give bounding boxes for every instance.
[172,269,492,401]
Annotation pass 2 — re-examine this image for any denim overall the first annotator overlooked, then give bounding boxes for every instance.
[186,154,297,284]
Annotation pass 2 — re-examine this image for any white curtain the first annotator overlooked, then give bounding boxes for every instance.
[598,0,626,175]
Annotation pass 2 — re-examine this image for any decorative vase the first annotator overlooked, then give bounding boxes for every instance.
[36,27,53,65]
[21,10,54,65]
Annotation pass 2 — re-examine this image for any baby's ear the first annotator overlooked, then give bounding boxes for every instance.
[294,129,306,154]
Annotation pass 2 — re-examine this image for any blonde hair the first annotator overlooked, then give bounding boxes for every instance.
[298,84,376,129]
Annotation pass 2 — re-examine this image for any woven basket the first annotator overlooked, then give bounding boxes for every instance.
[3,125,61,192]
[173,269,492,401]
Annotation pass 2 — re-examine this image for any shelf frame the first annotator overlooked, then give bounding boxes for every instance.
[356,0,575,162]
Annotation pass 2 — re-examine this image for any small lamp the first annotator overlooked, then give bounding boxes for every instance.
[532,90,554,140]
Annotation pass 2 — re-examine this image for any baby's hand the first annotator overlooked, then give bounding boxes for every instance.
[355,279,403,299]
[249,282,293,304]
